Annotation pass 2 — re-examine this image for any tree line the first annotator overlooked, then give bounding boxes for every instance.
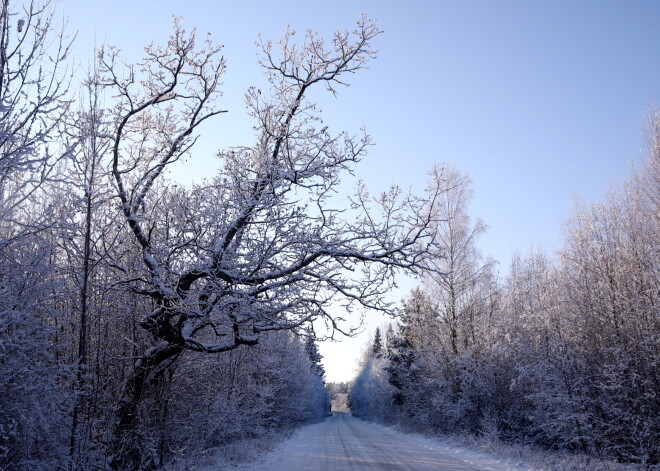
[350,144,659,466]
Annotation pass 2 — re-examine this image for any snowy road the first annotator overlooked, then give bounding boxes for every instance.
[241,412,529,471]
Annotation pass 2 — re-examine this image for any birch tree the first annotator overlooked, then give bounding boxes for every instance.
[423,165,495,353]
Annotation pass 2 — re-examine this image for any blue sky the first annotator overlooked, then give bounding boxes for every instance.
[62,0,660,382]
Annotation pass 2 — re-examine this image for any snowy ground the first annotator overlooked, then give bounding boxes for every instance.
[207,412,532,471]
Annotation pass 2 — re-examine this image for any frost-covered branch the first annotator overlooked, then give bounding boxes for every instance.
[105,19,446,467]
[0,0,73,219]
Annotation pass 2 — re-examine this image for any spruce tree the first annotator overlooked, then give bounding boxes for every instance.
[304,336,325,380]
[372,327,383,356]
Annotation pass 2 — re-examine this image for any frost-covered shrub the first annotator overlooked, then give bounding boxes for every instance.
[351,148,659,466]
[350,355,396,424]
[130,331,329,467]
[0,309,71,471]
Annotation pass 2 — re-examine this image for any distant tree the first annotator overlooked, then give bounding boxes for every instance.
[349,342,396,423]
[423,165,495,353]
[327,382,350,412]
[305,335,325,380]
[372,327,383,356]
[385,323,396,353]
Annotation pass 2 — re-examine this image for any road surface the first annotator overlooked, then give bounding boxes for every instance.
[243,412,528,471]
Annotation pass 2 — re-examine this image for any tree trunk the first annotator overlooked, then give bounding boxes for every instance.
[69,186,94,469]
[108,342,182,470]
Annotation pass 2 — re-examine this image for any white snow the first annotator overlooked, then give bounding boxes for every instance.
[210,412,532,471]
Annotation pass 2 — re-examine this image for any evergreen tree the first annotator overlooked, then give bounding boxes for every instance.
[385,324,396,354]
[305,336,326,380]
[372,327,383,356]
[385,326,414,406]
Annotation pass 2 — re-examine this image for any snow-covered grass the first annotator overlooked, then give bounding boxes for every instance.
[424,431,653,471]
[160,430,294,471]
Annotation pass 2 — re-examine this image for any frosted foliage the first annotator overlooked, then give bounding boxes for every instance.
[0,0,72,217]
[99,16,445,469]
[350,356,397,424]
[128,332,328,464]
[0,311,70,470]
[2,2,657,469]
[351,150,659,466]
[0,2,74,463]
[0,234,72,470]
[0,9,399,470]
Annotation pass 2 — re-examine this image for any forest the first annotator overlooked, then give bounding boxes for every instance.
[0,1,443,469]
[350,151,659,466]
[0,0,658,470]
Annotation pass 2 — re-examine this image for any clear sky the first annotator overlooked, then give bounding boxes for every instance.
[61,0,660,383]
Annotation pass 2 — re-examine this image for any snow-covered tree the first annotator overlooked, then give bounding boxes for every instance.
[0,0,72,218]
[327,382,350,412]
[0,242,72,470]
[349,342,397,424]
[305,334,326,380]
[556,142,660,462]
[99,18,444,468]
[350,140,659,465]
[372,327,383,356]
[422,165,495,354]
[0,1,75,469]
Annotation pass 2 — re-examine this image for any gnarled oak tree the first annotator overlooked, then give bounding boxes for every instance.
[103,17,443,467]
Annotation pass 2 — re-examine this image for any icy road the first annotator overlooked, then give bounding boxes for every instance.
[240,412,530,471]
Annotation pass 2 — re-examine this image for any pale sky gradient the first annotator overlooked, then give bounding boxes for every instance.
[62,0,660,383]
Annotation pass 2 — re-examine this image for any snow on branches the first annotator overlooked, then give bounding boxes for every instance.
[106,18,443,359]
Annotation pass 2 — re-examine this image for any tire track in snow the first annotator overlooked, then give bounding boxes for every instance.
[239,412,530,471]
